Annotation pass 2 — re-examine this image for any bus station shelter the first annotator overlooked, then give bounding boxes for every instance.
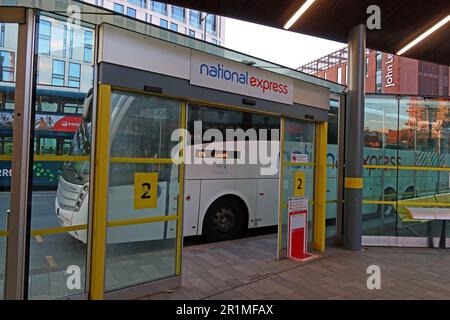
[0,0,346,300]
[0,0,449,301]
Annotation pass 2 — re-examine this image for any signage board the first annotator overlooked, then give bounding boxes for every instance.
[191,51,294,105]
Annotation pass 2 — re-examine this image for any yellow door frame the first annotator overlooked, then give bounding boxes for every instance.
[313,121,328,252]
[89,84,111,300]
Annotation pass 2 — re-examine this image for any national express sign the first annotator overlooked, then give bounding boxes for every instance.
[190,51,294,105]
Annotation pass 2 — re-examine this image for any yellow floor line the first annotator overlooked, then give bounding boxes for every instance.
[46,255,57,268]
[35,235,44,244]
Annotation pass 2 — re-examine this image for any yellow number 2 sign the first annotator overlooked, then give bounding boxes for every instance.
[294,171,306,196]
[134,173,158,210]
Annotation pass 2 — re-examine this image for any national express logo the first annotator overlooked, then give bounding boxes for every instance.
[200,63,289,95]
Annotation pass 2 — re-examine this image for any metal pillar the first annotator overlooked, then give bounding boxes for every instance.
[4,8,36,300]
[343,24,366,251]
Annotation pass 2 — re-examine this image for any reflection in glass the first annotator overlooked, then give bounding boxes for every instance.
[0,22,18,300]
[363,95,450,239]
[326,104,339,239]
[28,14,95,299]
[105,91,182,291]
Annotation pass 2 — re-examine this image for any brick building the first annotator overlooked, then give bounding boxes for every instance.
[298,47,450,97]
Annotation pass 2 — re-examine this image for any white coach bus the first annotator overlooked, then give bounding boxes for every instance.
[55,91,288,243]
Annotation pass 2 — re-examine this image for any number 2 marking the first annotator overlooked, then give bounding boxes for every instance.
[297,178,303,191]
[141,183,151,199]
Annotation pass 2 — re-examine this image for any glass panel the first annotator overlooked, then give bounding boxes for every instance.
[28,14,94,300]
[0,22,18,301]
[362,96,399,236]
[206,15,217,36]
[113,3,124,14]
[171,6,185,22]
[326,100,339,239]
[126,7,136,18]
[281,118,315,251]
[152,1,167,15]
[189,10,201,29]
[363,95,450,239]
[396,96,450,238]
[105,90,181,292]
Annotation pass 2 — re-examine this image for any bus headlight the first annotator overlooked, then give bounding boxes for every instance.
[74,183,89,212]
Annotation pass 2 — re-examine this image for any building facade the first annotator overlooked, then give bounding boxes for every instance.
[298,47,450,97]
[83,0,225,45]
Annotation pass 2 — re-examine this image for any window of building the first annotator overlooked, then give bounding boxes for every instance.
[210,38,218,44]
[337,66,343,84]
[38,20,52,55]
[206,14,217,36]
[376,51,382,70]
[128,0,146,8]
[160,19,168,29]
[69,29,74,59]
[114,3,124,14]
[0,24,5,47]
[0,50,15,82]
[84,30,93,63]
[126,7,137,18]
[376,51,382,92]
[96,0,104,6]
[171,6,185,21]
[188,29,195,38]
[52,60,65,86]
[170,22,178,32]
[64,103,83,114]
[152,1,167,15]
[68,62,81,88]
[189,10,201,29]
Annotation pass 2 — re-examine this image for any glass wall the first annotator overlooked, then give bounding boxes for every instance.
[281,118,315,252]
[28,14,94,299]
[325,97,340,239]
[0,22,18,300]
[105,91,182,292]
[362,95,450,240]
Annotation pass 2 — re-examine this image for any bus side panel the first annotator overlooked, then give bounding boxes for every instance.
[198,179,257,232]
[255,178,279,228]
[183,180,201,237]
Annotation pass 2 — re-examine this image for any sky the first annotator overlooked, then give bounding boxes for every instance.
[224,18,346,70]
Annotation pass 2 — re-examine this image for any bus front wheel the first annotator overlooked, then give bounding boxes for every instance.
[203,197,247,242]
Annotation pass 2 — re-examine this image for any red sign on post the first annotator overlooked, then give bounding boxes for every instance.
[287,196,311,261]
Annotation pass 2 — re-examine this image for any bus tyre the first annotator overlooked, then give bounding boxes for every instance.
[203,197,246,242]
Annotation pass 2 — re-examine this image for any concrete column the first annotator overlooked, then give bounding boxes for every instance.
[343,24,366,251]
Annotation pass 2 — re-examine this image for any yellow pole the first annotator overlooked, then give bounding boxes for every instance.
[313,121,328,252]
[176,102,186,275]
[89,84,111,300]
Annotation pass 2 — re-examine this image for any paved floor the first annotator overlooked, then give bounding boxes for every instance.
[143,234,450,300]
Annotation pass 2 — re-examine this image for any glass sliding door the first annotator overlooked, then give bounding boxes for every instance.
[0,22,18,300]
[279,118,315,257]
[28,14,95,299]
[104,90,184,292]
